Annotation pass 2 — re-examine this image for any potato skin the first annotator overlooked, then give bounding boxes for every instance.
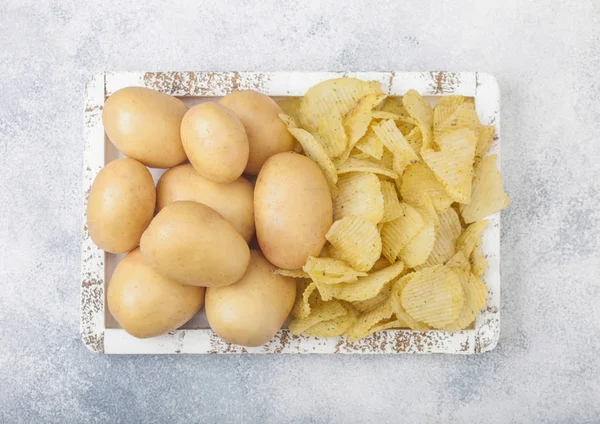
[140,201,250,287]
[107,248,205,339]
[156,163,255,242]
[180,102,249,183]
[205,250,296,347]
[102,87,188,168]
[86,158,156,254]
[254,152,333,269]
[219,90,294,175]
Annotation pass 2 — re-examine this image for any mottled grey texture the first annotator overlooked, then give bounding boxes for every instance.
[0,0,599,422]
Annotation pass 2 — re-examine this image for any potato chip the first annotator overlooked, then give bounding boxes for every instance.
[336,157,399,179]
[417,207,462,269]
[421,128,477,203]
[470,240,488,276]
[401,264,465,328]
[390,273,431,331]
[456,220,488,258]
[370,256,392,272]
[404,125,423,154]
[371,110,400,120]
[403,89,434,151]
[334,261,405,302]
[400,162,453,213]
[300,77,383,132]
[277,97,302,124]
[291,280,319,319]
[433,95,465,131]
[303,304,358,337]
[289,300,347,335]
[351,280,394,313]
[476,125,495,158]
[344,94,387,145]
[399,218,436,268]
[443,273,488,332]
[434,102,480,138]
[380,180,403,223]
[370,319,405,332]
[345,296,394,341]
[274,269,310,278]
[314,280,343,301]
[316,109,347,158]
[380,202,424,263]
[333,172,384,224]
[459,155,510,223]
[445,251,471,272]
[326,216,382,272]
[372,119,419,174]
[303,256,367,285]
[354,125,384,160]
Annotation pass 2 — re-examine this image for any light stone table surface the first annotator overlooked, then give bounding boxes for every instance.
[1,1,599,422]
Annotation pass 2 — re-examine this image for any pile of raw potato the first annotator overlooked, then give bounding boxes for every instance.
[87,77,509,347]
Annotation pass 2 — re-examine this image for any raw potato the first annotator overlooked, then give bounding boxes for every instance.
[219,90,294,175]
[254,152,333,269]
[205,250,296,347]
[87,158,155,254]
[156,163,255,242]
[140,201,250,287]
[180,102,249,183]
[107,248,205,339]
[102,87,188,168]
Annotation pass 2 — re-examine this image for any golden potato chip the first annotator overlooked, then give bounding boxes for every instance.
[334,261,405,302]
[403,89,433,151]
[303,304,358,337]
[300,77,383,132]
[316,109,347,158]
[277,97,302,124]
[345,296,394,341]
[380,97,406,115]
[291,280,319,319]
[333,172,384,224]
[459,155,510,223]
[390,273,431,331]
[476,125,495,158]
[456,220,488,258]
[303,256,367,285]
[400,162,453,213]
[344,94,387,146]
[421,128,477,203]
[380,202,424,263]
[326,216,382,272]
[401,264,465,328]
[289,300,347,335]
[399,218,436,268]
[314,280,343,301]
[404,125,423,154]
[274,269,310,278]
[336,157,399,179]
[372,119,419,174]
[434,102,480,138]
[470,240,488,276]
[380,180,403,223]
[445,251,471,272]
[351,280,394,313]
[371,110,400,120]
[370,256,392,272]
[443,273,488,332]
[354,125,384,160]
[370,319,405,332]
[433,95,465,131]
[417,207,462,269]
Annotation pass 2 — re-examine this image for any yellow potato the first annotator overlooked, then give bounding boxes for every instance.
[206,250,296,347]
[140,201,250,287]
[156,163,255,242]
[255,152,333,269]
[107,248,205,338]
[87,158,155,254]
[180,102,249,183]
[219,90,294,175]
[102,87,188,168]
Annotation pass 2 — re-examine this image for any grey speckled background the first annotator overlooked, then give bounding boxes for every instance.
[1,0,599,422]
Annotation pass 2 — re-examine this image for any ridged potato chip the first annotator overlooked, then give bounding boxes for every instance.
[334,261,405,302]
[351,280,394,313]
[401,265,465,328]
[334,172,384,224]
[314,280,343,301]
[336,157,399,179]
[345,296,394,341]
[289,300,347,335]
[355,126,384,160]
[344,94,387,146]
[303,304,358,337]
[456,220,488,258]
[371,110,400,120]
[277,97,302,124]
[316,109,347,158]
[291,280,319,319]
[433,95,465,131]
[443,273,488,332]
[372,119,419,174]
[404,125,423,154]
[380,180,403,223]
[370,319,405,332]
[459,155,510,223]
[380,97,416,136]
[400,162,453,213]
[380,202,424,263]
[434,102,480,138]
[476,125,495,158]
[303,256,367,285]
[403,89,433,151]
[421,128,477,203]
[417,207,462,269]
[390,273,431,331]
[446,251,471,272]
[399,218,436,268]
[370,256,392,272]
[274,269,310,278]
[470,240,488,276]
[326,216,382,272]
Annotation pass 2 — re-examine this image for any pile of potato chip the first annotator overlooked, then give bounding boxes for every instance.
[275,78,509,341]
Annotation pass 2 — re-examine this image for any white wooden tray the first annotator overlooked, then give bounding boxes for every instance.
[81,71,501,354]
